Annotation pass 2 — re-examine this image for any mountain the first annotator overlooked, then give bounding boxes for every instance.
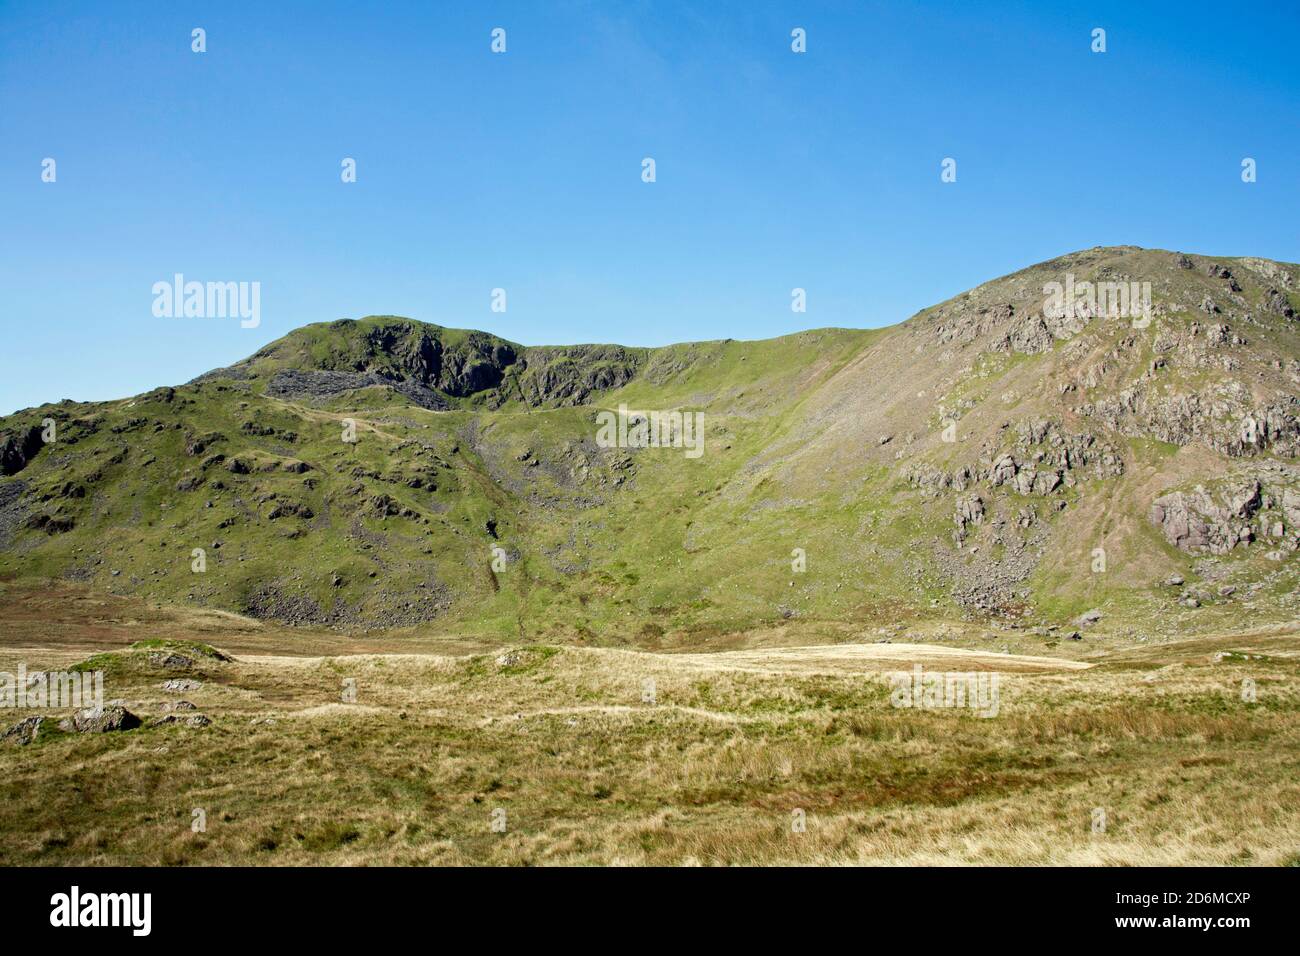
[2,247,1297,645]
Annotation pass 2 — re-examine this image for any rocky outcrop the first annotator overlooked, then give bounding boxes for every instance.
[1081,387,1300,459]
[266,499,314,520]
[23,512,75,534]
[1149,477,1300,554]
[198,319,649,410]
[0,425,45,476]
[514,346,644,407]
[953,494,985,541]
[185,432,224,457]
[906,419,1123,499]
[362,493,418,519]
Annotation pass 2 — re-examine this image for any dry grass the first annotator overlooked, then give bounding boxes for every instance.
[0,583,1297,866]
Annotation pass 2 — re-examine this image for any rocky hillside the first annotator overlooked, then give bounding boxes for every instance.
[196,317,647,411]
[2,247,1296,645]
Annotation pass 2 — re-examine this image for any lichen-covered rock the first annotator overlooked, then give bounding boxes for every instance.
[2,715,45,745]
[1151,480,1264,554]
[57,705,141,734]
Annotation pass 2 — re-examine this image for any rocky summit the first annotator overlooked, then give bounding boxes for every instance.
[1,246,1297,643]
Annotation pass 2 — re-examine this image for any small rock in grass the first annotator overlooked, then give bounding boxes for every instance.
[149,713,211,729]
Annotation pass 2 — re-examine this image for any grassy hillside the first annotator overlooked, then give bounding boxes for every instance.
[1,247,1297,646]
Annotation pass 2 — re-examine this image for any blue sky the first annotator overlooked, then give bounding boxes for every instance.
[2,0,1297,414]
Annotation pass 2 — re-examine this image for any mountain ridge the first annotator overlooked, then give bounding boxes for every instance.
[3,246,1297,646]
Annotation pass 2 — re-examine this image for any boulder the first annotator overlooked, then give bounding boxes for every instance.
[2,715,45,745]
[57,705,141,733]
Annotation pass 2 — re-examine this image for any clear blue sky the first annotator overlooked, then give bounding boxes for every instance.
[2,0,1297,415]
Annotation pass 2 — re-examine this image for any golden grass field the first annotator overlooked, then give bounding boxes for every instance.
[1,581,1297,866]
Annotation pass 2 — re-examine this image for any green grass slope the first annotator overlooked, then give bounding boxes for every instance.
[2,247,1297,646]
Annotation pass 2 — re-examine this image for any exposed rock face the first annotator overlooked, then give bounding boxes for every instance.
[260,321,519,396]
[989,454,1017,487]
[199,319,520,408]
[953,494,985,539]
[514,346,644,407]
[196,318,650,411]
[907,419,1123,499]
[910,248,1298,464]
[0,425,45,476]
[1081,388,1300,459]
[1151,493,1223,553]
[1148,478,1288,554]
[357,325,517,397]
[1266,287,1297,320]
[931,295,1095,356]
